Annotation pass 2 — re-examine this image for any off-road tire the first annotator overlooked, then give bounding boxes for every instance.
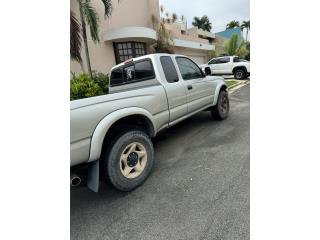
[211,90,229,120]
[234,69,246,80]
[102,130,154,191]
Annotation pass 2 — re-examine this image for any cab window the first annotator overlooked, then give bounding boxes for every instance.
[176,57,203,80]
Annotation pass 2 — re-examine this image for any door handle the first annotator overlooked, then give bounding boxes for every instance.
[187,85,193,90]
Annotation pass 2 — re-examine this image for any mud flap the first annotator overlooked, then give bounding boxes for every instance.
[87,160,99,192]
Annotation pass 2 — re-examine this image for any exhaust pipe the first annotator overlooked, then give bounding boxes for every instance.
[70,174,81,187]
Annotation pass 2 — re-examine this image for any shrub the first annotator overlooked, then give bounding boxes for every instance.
[91,71,109,94]
[235,42,249,59]
[70,73,103,100]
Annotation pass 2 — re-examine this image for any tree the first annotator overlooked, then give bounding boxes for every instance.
[226,20,240,29]
[70,10,82,64]
[225,34,239,55]
[70,0,113,78]
[241,20,250,41]
[151,14,174,54]
[171,13,178,23]
[224,34,249,59]
[192,15,212,32]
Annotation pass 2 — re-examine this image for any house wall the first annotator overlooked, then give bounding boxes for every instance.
[70,0,215,75]
[70,0,159,75]
[174,47,209,64]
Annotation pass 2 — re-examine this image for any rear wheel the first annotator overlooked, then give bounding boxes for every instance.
[102,130,154,191]
[211,90,229,120]
[234,69,246,80]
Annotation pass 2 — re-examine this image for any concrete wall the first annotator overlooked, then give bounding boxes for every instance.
[174,47,209,64]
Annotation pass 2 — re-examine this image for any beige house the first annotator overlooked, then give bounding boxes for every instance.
[70,0,215,75]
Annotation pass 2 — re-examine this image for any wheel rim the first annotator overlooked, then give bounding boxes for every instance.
[236,71,243,79]
[119,142,147,179]
[219,95,229,114]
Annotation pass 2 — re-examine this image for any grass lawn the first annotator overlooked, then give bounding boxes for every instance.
[226,80,238,88]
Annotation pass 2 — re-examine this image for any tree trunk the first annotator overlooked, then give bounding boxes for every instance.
[79,2,93,78]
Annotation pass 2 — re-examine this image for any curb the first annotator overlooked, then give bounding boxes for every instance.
[229,80,250,94]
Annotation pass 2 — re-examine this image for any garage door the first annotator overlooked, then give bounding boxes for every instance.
[189,56,205,65]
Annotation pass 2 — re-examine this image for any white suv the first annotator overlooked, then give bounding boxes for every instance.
[201,56,250,80]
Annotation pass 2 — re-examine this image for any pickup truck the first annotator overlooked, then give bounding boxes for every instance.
[70,53,229,192]
[200,56,250,80]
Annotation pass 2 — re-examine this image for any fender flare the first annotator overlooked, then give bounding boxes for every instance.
[213,82,228,106]
[232,66,248,74]
[88,107,156,162]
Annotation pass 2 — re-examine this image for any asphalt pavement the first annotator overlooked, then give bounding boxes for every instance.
[71,84,250,240]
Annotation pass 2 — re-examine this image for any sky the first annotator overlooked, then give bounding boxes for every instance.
[159,0,250,33]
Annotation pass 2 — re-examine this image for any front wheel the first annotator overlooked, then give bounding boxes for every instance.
[211,90,229,120]
[102,130,154,191]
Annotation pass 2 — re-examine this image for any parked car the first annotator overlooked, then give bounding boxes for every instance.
[70,53,229,192]
[201,56,250,80]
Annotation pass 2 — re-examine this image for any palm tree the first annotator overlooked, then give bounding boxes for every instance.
[241,20,250,41]
[171,13,177,23]
[225,34,249,58]
[226,20,240,29]
[70,0,113,78]
[70,10,82,64]
[160,5,165,22]
[192,15,212,32]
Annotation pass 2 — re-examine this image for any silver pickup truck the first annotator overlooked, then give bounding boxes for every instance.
[71,53,229,192]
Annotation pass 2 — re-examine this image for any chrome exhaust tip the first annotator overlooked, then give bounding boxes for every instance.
[70,174,81,187]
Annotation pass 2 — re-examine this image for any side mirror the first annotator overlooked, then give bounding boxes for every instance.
[204,66,212,76]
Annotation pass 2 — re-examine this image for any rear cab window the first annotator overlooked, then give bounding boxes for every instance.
[110,58,155,87]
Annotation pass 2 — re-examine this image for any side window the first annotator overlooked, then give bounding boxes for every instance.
[176,57,203,80]
[160,56,179,83]
[220,57,230,63]
[208,58,218,65]
[233,57,240,62]
[123,64,135,82]
[135,60,154,80]
[110,67,123,86]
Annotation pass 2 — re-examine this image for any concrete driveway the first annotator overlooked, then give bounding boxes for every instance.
[71,85,250,240]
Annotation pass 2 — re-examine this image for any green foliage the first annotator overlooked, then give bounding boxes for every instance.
[241,20,250,41]
[224,34,250,60]
[70,10,82,62]
[70,72,109,100]
[192,15,212,32]
[226,20,240,29]
[235,42,249,59]
[225,34,239,55]
[245,41,250,60]
[80,0,100,43]
[91,71,109,94]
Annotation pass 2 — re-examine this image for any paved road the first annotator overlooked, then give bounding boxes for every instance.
[71,84,250,240]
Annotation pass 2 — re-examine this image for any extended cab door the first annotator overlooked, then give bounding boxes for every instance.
[159,56,188,123]
[175,57,214,114]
